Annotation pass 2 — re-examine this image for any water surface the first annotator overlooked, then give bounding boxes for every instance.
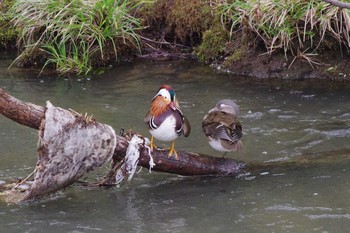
[1,54,350,232]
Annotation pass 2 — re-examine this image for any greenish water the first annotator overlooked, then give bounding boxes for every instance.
[1,53,350,233]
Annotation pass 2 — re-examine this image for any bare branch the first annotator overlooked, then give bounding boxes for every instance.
[323,0,350,9]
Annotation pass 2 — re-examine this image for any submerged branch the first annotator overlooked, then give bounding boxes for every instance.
[103,134,245,185]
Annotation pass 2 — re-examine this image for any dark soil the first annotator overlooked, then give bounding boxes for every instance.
[138,21,350,81]
[214,47,350,81]
[138,38,350,81]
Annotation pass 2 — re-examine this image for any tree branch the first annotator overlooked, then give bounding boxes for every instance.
[0,88,45,129]
[323,0,350,9]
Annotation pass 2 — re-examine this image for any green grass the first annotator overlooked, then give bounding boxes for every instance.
[43,41,92,75]
[6,0,350,72]
[220,0,350,58]
[11,0,143,75]
[0,0,18,48]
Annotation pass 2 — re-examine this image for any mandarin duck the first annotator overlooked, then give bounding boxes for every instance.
[202,99,243,156]
[144,85,191,159]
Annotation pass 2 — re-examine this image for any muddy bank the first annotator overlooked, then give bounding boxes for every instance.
[1,0,350,81]
[212,48,350,81]
[135,0,350,81]
[138,39,350,81]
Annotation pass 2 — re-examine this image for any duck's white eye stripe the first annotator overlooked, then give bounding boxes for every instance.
[158,88,171,100]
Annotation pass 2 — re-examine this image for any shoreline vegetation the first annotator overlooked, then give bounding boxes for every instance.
[0,0,350,80]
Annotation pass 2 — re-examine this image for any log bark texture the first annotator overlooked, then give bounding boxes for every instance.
[114,145,245,176]
[0,88,246,180]
[0,88,45,129]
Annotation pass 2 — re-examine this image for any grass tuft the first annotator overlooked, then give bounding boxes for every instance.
[220,0,350,59]
[11,0,143,75]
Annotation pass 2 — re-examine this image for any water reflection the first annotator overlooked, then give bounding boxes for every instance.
[1,56,350,232]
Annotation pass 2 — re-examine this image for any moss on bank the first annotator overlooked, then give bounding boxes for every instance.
[138,0,214,50]
[194,25,229,62]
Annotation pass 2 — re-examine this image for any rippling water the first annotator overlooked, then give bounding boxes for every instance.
[1,54,350,232]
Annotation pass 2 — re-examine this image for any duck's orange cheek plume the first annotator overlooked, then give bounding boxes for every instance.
[150,96,168,116]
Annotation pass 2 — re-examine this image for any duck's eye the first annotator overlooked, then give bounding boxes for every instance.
[157,88,171,101]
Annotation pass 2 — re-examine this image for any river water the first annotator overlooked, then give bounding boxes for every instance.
[1,53,350,232]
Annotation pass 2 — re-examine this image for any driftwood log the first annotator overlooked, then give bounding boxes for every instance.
[0,88,246,202]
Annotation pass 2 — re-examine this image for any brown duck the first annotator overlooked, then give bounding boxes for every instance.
[202,99,243,155]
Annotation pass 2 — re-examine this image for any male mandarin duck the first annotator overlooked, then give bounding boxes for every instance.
[202,99,243,156]
[144,85,191,159]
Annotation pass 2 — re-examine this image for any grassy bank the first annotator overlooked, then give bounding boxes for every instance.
[0,0,18,49]
[219,0,350,66]
[8,0,143,75]
[1,0,350,77]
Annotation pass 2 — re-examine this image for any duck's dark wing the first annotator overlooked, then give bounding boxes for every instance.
[144,111,153,130]
[182,115,191,137]
[202,111,242,143]
[176,107,191,137]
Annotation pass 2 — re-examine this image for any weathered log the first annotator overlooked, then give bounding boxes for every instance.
[99,135,246,185]
[0,88,246,181]
[28,102,116,200]
[114,143,245,176]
